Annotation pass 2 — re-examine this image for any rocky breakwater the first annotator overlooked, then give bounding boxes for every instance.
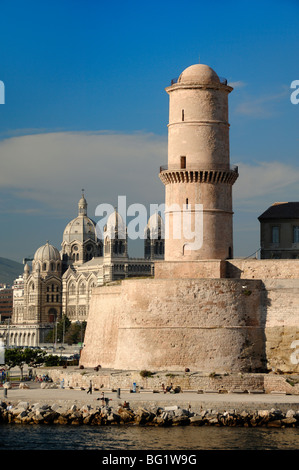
[0,401,299,427]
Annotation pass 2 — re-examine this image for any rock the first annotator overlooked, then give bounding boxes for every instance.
[19,382,30,389]
[172,416,190,426]
[189,416,204,425]
[286,410,296,418]
[80,404,92,413]
[258,410,269,418]
[281,417,297,426]
[267,420,282,427]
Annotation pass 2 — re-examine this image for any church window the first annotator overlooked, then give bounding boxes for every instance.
[43,263,47,271]
[181,156,186,169]
[79,283,86,295]
[69,284,76,295]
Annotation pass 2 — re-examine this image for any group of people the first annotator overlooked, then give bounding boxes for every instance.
[86,382,111,406]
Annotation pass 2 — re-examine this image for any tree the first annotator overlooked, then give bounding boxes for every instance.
[57,315,71,343]
[64,321,86,345]
[44,315,72,343]
[4,348,46,379]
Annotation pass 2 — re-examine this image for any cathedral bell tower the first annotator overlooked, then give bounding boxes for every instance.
[159,62,238,261]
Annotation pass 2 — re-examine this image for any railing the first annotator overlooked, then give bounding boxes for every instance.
[170,76,228,86]
[160,164,238,173]
[219,77,228,85]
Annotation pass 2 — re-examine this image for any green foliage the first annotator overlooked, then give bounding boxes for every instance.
[4,347,47,378]
[43,355,63,367]
[64,321,86,345]
[44,316,86,345]
[140,370,153,378]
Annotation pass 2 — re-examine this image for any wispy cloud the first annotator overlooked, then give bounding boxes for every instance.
[0,131,167,217]
[234,86,289,118]
[234,160,299,209]
[228,80,247,89]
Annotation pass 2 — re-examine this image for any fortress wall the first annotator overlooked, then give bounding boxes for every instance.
[154,260,226,279]
[80,285,122,367]
[81,278,266,372]
[81,260,299,374]
[226,259,299,279]
[262,279,299,373]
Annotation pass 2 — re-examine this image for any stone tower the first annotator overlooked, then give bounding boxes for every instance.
[159,63,238,261]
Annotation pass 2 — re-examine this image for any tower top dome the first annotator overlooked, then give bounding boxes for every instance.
[178,63,220,85]
[34,241,61,262]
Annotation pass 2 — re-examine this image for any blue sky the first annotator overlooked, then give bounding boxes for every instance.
[0,0,298,263]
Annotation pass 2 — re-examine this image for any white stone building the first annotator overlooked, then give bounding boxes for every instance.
[0,193,164,347]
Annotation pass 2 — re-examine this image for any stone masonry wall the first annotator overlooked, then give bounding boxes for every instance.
[227,259,299,279]
[81,278,265,372]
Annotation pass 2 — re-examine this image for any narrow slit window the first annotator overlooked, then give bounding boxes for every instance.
[182,109,184,121]
[186,198,189,208]
[180,156,186,169]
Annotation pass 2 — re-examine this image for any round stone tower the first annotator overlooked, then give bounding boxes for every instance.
[159,63,238,261]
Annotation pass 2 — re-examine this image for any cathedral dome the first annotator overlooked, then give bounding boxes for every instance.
[34,242,61,262]
[63,216,98,243]
[178,63,220,85]
[63,192,99,244]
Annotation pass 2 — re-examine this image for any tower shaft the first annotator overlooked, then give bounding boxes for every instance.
[159,63,238,261]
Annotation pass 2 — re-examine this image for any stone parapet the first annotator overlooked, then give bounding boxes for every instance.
[154,260,226,279]
[226,259,299,279]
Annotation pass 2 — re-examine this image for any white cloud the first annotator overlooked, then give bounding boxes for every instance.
[234,161,299,209]
[228,80,247,89]
[0,131,167,217]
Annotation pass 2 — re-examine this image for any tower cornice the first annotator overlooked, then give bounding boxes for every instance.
[159,166,238,185]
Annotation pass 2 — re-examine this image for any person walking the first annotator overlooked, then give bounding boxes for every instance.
[87,380,92,394]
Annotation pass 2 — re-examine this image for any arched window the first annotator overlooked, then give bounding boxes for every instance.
[79,283,86,295]
[69,283,76,295]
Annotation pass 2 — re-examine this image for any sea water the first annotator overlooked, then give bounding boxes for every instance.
[0,424,299,450]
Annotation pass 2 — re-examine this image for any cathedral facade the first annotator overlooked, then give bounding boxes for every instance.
[1,193,164,347]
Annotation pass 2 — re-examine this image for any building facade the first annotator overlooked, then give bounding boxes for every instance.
[259,202,299,259]
[0,287,13,323]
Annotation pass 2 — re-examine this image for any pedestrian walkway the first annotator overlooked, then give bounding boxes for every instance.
[2,382,299,414]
